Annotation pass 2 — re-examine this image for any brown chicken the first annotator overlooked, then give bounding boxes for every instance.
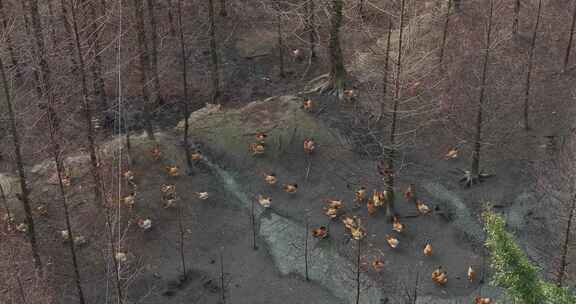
[166,165,180,177]
[123,193,136,208]
[324,199,344,219]
[385,234,399,249]
[392,216,405,233]
[249,143,266,155]
[354,187,367,204]
[264,173,278,185]
[423,242,433,256]
[444,147,459,160]
[342,216,357,230]
[474,297,492,304]
[312,226,328,239]
[416,200,431,215]
[258,195,272,208]
[372,190,384,207]
[191,151,203,161]
[432,267,448,286]
[344,89,355,98]
[303,99,313,111]
[255,132,267,142]
[151,145,161,160]
[404,184,415,200]
[303,138,315,154]
[372,259,385,272]
[350,226,366,240]
[283,183,298,194]
[467,266,476,282]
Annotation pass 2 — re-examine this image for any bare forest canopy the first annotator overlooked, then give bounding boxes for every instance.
[1,0,576,303]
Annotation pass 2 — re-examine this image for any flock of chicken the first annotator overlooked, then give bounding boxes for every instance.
[247,99,492,303]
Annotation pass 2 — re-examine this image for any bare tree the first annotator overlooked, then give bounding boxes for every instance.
[380,19,392,119]
[319,0,346,98]
[0,56,42,271]
[439,0,452,69]
[305,0,317,60]
[177,202,188,280]
[563,2,576,71]
[176,0,193,174]
[69,0,103,204]
[219,0,227,17]
[208,0,221,103]
[85,0,108,111]
[146,0,163,103]
[513,0,520,35]
[276,1,285,78]
[522,0,542,131]
[465,0,495,187]
[132,0,156,140]
[0,0,21,82]
[20,0,42,98]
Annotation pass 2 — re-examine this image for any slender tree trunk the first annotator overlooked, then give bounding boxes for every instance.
[85,0,108,111]
[0,181,11,227]
[412,272,419,304]
[306,0,316,60]
[355,240,361,304]
[384,0,406,220]
[557,194,576,286]
[166,0,177,37]
[471,0,494,178]
[219,0,227,17]
[58,0,78,73]
[104,210,124,304]
[177,202,187,280]
[276,2,285,78]
[69,0,102,205]
[326,0,346,98]
[251,198,257,250]
[358,0,364,18]
[304,219,309,281]
[208,0,220,103]
[50,119,86,304]
[46,0,59,50]
[563,2,576,71]
[513,0,520,35]
[146,0,162,104]
[380,19,392,120]
[439,0,451,69]
[21,0,42,98]
[132,0,156,140]
[523,0,542,131]
[0,0,22,82]
[220,250,226,304]
[176,0,193,174]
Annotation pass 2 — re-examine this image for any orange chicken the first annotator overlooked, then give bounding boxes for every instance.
[468,266,476,282]
[191,151,203,161]
[258,195,272,208]
[264,173,278,185]
[303,99,313,111]
[283,183,298,194]
[474,297,492,304]
[151,145,161,160]
[350,226,366,240]
[392,216,405,233]
[312,226,328,239]
[444,147,459,160]
[432,267,448,286]
[385,234,399,249]
[423,243,433,256]
[404,184,415,200]
[372,259,385,272]
[303,138,315,154]
[166,165,180,177]
[249,143,266,155]
[354,187,367,204]
[342,216,357,230]
[416,200,431,215]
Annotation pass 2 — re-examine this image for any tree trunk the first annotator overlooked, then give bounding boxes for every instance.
[471,0,494,178]
[563,2,576,71]
[85,0,108,111]
[146,0,162,104]
[132,0,156,140]
[380,19,392,119]
[220,250,226,304]
[439,0,451,69]
[0,0,22,82]
[304,219,309,281]
[384,0,406,220]
[557,194,576,286]
[166,0,177,37]
[69,0,102,205]
[177,202,187,280]
[355,240,361,304]
[276,2,285,78]
[326,0,346,98]
[523,0,542,131]
[208,0,220,103]
[21,0,42,99]
[0,56,42,271]
[104,210,124,304]
[46,0,59,50]
[219,0,227,17]
[513,0,520,35]
[306,0,316,59]
[176,0,193,174]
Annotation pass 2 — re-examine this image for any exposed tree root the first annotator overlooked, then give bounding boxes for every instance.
[454,168,494,188]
